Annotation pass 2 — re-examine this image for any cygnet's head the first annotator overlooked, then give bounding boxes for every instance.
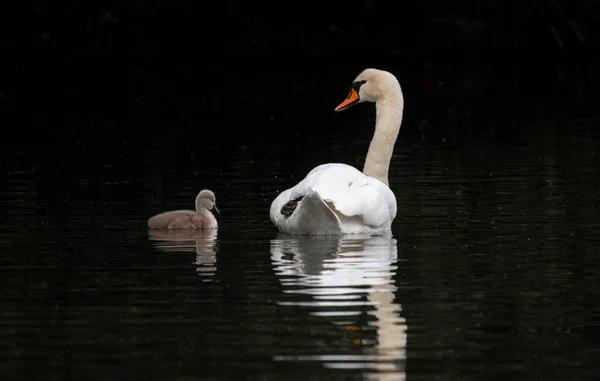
[334,68,401,112]
[195,189,220,216]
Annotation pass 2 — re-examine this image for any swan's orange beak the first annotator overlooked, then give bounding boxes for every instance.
[334,88,360,112]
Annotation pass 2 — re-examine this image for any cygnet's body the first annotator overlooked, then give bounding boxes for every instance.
[148,189,219,230]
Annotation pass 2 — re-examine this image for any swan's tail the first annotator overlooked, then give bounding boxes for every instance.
[284,190,341,235]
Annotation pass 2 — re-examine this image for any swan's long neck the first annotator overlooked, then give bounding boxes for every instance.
[362,91,404,186]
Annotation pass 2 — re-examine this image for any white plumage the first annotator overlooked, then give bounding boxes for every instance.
[270,68,405,236]
[270,163,396,235]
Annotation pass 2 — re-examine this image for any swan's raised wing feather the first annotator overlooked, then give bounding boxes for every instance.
[328,182,391,227]
[287,163,395,229]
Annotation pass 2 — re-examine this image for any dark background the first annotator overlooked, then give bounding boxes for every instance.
[1,4,600,380]
[1,0,599,162]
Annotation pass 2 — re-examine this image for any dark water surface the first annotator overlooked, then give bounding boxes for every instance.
[2,65,600,380]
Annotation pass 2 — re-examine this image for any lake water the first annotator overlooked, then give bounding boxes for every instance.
[1,63,600,380]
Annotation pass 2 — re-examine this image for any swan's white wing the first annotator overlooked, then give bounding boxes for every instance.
[270,188,342,235]
[328,178,394,227]
[271,164,396,234]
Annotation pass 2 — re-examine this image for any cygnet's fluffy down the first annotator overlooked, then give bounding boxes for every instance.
[148,189,219,230]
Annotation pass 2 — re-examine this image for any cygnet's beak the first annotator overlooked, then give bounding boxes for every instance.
[335,87,360,112]
[211,205,220,215]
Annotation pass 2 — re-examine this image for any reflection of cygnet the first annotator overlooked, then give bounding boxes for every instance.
[148,189,219,229]
[195,234,218,282]
[147,229,218,282]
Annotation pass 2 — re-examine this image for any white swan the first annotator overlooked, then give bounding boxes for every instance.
[270,68,404,235]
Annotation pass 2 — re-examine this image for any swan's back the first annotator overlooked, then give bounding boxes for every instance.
[270,163,396,235]
[294,164,396,224]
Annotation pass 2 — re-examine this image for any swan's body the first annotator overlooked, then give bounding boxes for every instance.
[270,68,404,235]
[270,163,396,235]
[148,189,219,230]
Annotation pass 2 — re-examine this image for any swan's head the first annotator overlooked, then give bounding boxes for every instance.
[195,189,220,215]
[334,68,401,112]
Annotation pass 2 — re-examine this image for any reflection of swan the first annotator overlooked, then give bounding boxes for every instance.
[148,229,218,282]
[270,234,406,380]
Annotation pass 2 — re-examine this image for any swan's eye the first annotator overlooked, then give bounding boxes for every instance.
[352,80,367,91]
